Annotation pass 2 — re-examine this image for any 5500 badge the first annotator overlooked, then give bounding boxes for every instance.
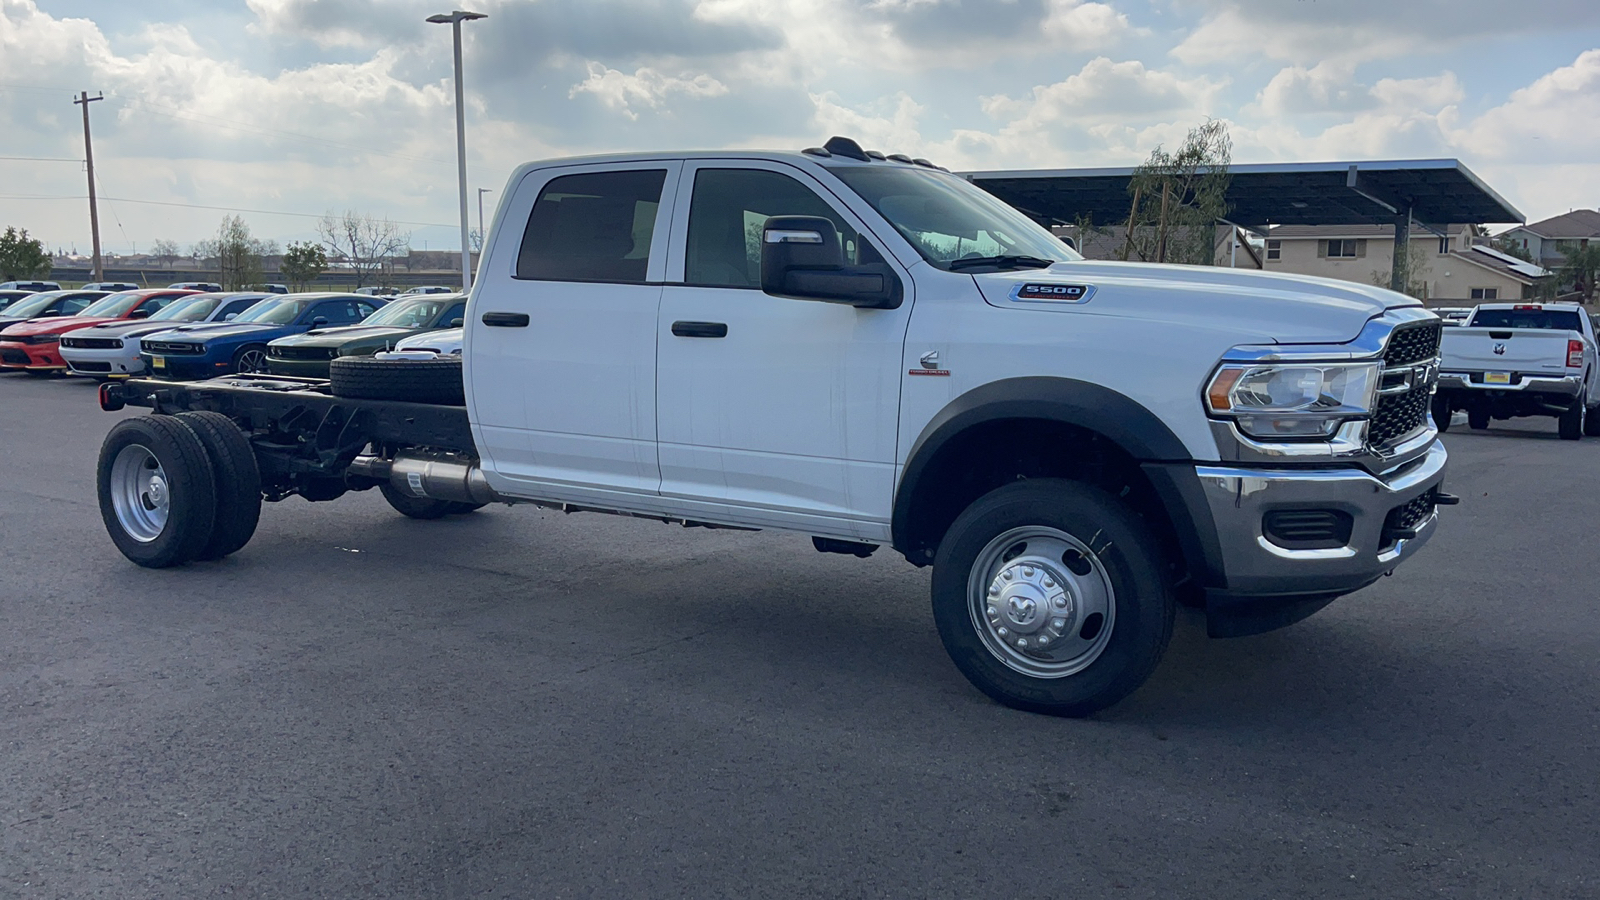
[1010,283,1095,304]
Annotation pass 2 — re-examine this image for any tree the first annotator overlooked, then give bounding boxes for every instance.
[149,238,182,268]
[1118,120,1232,265]
[0,226,52,280]
[194,216,276,291]
[469,227,484,253]
[317,210,409,288]
[1555,240,1600,303]
[1491,233,1535,263]
[1370,237,1432,299]
[280,241,327,292]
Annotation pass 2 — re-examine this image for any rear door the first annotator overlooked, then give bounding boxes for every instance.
[468,161,681,499]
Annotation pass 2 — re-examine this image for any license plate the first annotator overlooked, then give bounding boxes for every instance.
[151,356,166,370]
[1484,371,1510,384]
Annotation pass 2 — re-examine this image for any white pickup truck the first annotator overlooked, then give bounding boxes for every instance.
[1433,302,1600,439]
[92,138,1454,716]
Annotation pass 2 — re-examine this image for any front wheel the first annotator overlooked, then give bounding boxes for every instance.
[232,345,269,375]
[1468,409,1490,430]
[931,479,1175,717]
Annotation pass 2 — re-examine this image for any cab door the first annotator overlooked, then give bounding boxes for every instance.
[468,161,681,499]
[654,162,914,538]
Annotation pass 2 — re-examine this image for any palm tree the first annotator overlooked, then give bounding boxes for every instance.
[1555,241,1600,303]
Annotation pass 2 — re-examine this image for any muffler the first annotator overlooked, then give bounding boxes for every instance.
[348,452,501,505]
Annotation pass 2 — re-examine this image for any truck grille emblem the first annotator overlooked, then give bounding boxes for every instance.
[1493,343,1506,355]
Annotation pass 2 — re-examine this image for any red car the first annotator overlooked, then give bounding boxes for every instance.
[0,289,198,374]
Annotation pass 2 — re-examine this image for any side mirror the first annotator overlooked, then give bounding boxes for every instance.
[128,309,150,319]
[760,216,901,310]
[224,313,238,321]
[42,310,62,317]
[448,318,464,328]
[311,316,328,327]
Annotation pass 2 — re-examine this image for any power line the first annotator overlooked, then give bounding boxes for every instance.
[0,192,455,229]
[0,156,82,162]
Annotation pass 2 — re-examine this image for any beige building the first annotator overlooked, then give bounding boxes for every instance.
[1262,224,1547,302]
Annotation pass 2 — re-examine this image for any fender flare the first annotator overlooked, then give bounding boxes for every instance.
[891,377,1223,583]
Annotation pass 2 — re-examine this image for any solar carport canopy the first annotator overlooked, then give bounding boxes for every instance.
[962,159,1524,230]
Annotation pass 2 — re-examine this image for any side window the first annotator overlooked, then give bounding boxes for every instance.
[312,301,358,325]
[220,299,255,319]
[440,301,467,325]
[62,298,91,315]
[516,169,667,284]
[356,301,377,320]
[142,296,169,314]
[685,168,882,289]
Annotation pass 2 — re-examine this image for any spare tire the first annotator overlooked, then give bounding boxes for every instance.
[329,355,464,405]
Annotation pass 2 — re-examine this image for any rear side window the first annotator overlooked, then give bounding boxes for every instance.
[1469,309,1583,331]
[516,170,667,283]
[219,298,257,319]
[440,302,466,325]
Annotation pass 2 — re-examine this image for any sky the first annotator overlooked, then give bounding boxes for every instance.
[3,0,1599,256]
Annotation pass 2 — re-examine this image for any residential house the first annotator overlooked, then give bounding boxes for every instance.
[1051,224,1263,269]
[1495,209,1600,269]
[1261,224,1547,302]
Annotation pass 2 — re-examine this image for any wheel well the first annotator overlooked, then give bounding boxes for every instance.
[893,418,1190,584]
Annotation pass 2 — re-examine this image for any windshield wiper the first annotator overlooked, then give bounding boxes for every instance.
[946,255,1056,271]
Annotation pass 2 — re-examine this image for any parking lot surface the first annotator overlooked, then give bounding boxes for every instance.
[2,373,1597,899]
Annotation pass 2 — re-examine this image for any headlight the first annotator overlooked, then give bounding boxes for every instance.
[1205,362,1379,439]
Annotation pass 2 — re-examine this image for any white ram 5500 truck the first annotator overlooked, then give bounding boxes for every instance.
[94,138,1455,716]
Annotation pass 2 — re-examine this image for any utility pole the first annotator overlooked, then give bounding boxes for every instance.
[74,91,105,282]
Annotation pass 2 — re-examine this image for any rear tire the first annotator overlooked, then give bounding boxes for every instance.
[330,355,464,405]
[930,479,1175,718]
[97,415,218,568]
[1468,409,1489,430]
[1431,395,1451,433]
[1558,401,1584,441]
[1585,404,1600,437]
[174,411,262,559]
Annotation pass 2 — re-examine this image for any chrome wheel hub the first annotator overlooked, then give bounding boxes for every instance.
[110,443,170,543]
[968,526,1116,679]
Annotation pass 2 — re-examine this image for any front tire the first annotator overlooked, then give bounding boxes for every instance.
[931,479,1175,717]
[232,345,269,375]
[1468,409,1490,430]
[97,415,218,568]
[1585,404,1600,437]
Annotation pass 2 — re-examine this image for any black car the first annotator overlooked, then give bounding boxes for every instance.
[0,289,38,313]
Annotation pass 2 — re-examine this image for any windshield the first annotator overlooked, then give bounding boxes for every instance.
[80,292,147,318]
[2,291,69,318]
[1469,308,1584,331]
[826,165,1080,270]
[148,296,222,322]
[364,297,451,328]
[235,297,311,325]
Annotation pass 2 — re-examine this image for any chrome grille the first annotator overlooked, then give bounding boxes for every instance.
[1383,321,1442,367]
[1368,321,1441,450]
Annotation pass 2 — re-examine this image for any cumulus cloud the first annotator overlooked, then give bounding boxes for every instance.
[569,64,730,120]
[1444,49,1600,163]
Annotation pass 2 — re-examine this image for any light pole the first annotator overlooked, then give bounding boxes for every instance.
[476,187,491,255]
[427,9,486,292]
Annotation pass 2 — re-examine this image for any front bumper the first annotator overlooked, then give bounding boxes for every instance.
[0,341,64,370]
[1194,440,1448,598]
[62,344,146,377]
[265,356,334,378]
[1437,372,1581,399]
[141,353,229,380]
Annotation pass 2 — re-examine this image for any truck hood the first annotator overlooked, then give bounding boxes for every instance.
[0,315,118,338]
[972,260,1418,345]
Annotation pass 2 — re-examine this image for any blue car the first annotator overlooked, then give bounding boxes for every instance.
[139,293,386,379]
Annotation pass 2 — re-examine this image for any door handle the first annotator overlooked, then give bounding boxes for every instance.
[482,311,530,327]
[671,321,728,338]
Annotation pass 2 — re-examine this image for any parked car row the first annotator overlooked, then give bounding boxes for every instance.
[0,287,465,380]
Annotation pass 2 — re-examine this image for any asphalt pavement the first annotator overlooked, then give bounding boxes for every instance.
[1,373,1596,899]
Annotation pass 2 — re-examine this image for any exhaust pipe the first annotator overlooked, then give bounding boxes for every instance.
[348,452,501,505]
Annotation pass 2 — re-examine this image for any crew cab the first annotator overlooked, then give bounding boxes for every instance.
[0,289,194,373]
[138,293,385,378]
[60,292,277,378]
[1433,302,1600,439]
[92,139,1454,717]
